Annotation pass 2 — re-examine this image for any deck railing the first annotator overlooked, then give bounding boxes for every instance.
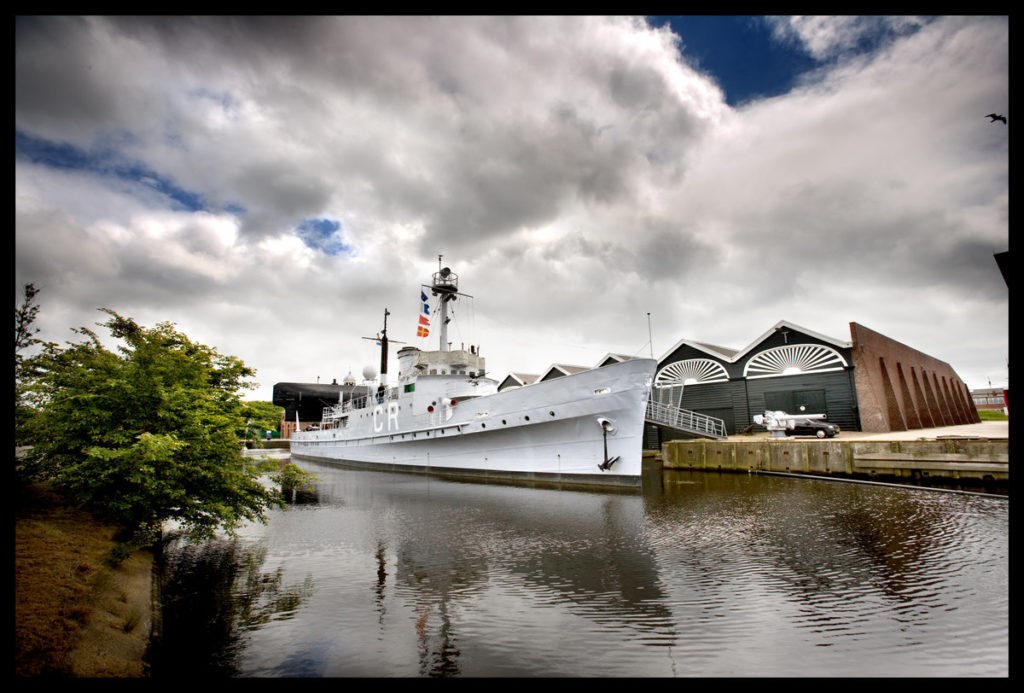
[321,388,397,423]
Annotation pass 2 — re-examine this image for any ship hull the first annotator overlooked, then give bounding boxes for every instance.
[290,358,656,488]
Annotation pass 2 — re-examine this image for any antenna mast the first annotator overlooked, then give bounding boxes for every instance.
[362,308,405,384]
[647,312,654,359]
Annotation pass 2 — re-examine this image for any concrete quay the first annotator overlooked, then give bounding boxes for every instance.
[660,421,1009,491]
[251,438,290,449]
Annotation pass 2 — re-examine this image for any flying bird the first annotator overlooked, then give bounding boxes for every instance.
[986,113,1007,124]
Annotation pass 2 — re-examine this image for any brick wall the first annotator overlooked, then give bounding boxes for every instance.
[849,322,979,432]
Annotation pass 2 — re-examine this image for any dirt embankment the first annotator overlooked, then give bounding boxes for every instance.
[15,483,154,678]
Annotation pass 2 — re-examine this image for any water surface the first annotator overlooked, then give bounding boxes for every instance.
[155,457,1008,677]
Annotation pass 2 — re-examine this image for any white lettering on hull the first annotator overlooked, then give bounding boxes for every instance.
[373,402,402,432]
[389,401,400,430]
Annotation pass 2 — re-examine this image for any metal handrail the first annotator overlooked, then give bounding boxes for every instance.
[322,387,398,421]
[645,399,727,439]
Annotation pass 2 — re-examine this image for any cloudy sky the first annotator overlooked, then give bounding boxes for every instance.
[15,16,1008,402]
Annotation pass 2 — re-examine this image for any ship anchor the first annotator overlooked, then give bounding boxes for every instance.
[597,418,620,471]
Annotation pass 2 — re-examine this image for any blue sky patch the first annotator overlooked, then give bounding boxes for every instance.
[16,130,207,212]
[649,16,819,107]
[649,16,931,107]
[296,218,354,256]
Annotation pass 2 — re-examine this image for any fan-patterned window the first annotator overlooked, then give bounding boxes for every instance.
[655,358,729,389]
[744,344,847,379]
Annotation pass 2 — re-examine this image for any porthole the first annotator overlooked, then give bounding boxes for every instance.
[502,419,507,425]
[524,415,530,421]
[549,411,555,417]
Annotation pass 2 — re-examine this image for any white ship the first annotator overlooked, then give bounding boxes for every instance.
[290,263,657,487]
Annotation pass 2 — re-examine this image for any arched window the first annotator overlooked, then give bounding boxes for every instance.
[655,358,729,389]
[744,344,847,379]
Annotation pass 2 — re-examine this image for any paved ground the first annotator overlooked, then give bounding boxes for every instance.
[735,420,1008,442]
[834,421,1008,441]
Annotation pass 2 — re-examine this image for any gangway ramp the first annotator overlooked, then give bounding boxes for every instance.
[646,399,727,440]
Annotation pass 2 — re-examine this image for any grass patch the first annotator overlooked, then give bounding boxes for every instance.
[15,482,120,677]
[978,409,1008,421]
[121,610,142,634]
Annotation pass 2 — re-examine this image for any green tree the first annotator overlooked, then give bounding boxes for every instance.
[15,283,44,445]
[15,282,41,354]
[242,400,285,440]
[22,310,289,544]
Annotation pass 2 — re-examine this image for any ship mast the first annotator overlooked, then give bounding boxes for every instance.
[430,255,461,353]
[362,308,405,385]
[379,309,390,381]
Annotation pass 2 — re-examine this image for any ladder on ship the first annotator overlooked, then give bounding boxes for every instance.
[645,399,728,440]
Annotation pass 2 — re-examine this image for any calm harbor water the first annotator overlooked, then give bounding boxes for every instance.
[153,453,1008,678]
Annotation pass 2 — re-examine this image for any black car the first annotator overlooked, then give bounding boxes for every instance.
[786,418,840,438]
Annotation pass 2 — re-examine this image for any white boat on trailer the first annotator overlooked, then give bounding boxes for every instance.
[290,263,657,487]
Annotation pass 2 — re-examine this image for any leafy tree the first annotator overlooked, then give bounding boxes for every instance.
[15,283,50,445]
[277,462,319,504]
[242,400,285,440]
[15,282,41,354]
[22,309,294,544]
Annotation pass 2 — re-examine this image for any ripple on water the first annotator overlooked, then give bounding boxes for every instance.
[156,465,1008,678]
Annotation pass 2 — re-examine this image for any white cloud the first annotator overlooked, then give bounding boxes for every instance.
[765,16,928,60]
[15,16,1008,400]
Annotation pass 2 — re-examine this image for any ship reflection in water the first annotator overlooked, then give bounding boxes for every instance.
[153,458,1008,678]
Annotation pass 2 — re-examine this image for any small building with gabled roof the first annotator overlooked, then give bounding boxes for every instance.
[595,353,635,367]
[497,372,540,391]
[538,364,591,382]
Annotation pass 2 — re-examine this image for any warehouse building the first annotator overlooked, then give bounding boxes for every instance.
[273,374,371,438]
[647,320,978,445]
